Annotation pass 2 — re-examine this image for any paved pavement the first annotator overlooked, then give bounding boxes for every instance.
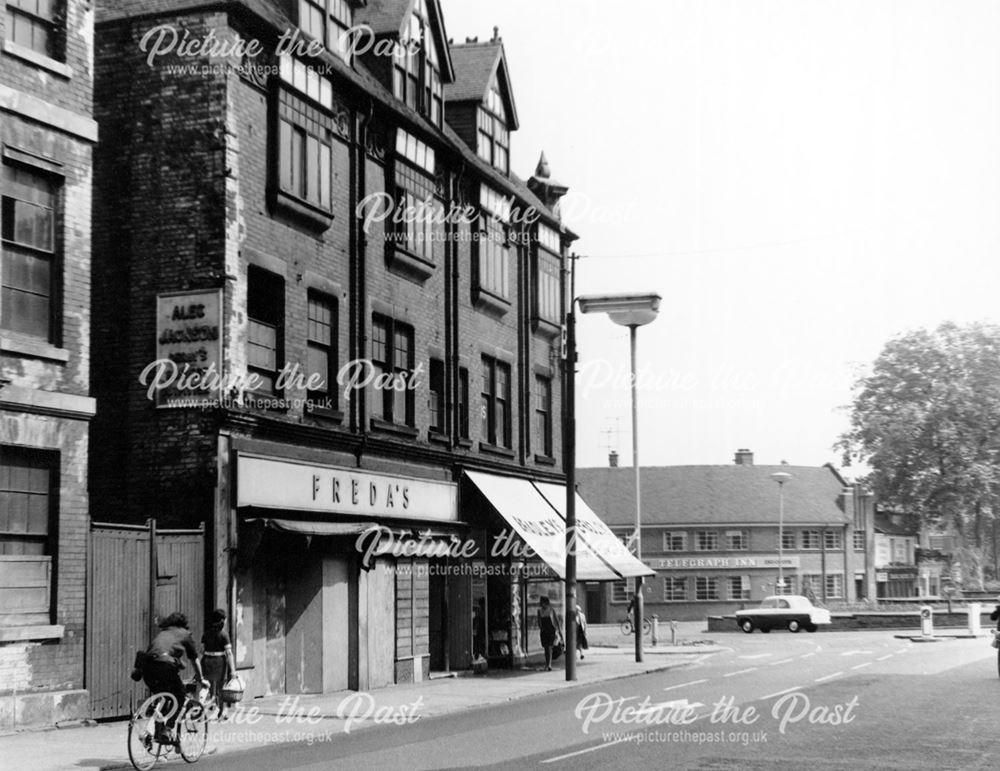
[0,624,722,771]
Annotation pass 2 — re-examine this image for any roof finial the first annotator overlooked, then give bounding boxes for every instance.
[535,151,551,179]
[492,26,501,42]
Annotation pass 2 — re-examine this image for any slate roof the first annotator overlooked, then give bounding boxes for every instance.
[576,465,850,528]
[446,42,520,130]
[354,0,411,37]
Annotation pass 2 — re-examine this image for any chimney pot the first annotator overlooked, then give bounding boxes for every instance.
[609,450,619,468]
[734,449,754,466]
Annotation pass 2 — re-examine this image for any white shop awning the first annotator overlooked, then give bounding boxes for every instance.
[465,471,653,581]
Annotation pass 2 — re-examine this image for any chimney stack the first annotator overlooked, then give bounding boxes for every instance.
[609,450,619,468]
[734,448,754,466]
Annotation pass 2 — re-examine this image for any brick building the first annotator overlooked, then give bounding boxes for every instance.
[88,0,643,697]
[577,450,877,622]
[0,0,97,728]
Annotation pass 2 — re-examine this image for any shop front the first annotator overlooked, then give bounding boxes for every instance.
[232,452,460,696]
[462,471,653,668]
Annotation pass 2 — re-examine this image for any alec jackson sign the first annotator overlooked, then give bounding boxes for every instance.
[154,289,223,407]
[236,455,458,523]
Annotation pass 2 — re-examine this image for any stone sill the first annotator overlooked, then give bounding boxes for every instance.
[0,334,70,363]
[1,40,72,79]
[0,624,64,642]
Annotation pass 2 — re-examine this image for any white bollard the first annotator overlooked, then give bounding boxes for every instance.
[920,605,933,637]
[968,602,981,635]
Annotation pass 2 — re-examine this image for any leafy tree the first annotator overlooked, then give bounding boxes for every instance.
[839,322,1000,587]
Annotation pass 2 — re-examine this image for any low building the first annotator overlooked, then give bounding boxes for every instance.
[873,510,920,599]
[577,450,875,622]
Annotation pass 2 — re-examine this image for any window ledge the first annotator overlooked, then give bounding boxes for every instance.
[388,245,436,283]
[0,624,64,642]
[428,430,451,445]
[479,442,515,458]
[272,189,334,231]
[370,418,419,438]
[305,402,344,422]
[532,317,561,339]
[1,334,69,363]
[1,40,72,79]
[534,454,556,467]
[457,437,473,449]
[472,287,511,317]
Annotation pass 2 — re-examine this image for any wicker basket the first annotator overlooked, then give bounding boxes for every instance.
[221,676,245,705]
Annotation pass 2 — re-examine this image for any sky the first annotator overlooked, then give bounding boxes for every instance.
[440,0,1000,476]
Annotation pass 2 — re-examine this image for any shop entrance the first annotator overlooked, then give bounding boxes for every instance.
[429,568,448,671]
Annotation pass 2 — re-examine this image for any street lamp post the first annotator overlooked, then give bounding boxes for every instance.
[578,292,661,664]
[771,471,791,594]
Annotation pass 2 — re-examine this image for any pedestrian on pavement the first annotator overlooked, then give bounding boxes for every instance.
[574,605,589,660]
[202,608,237,720]
[142,612,206,741]
[990,596,1000,628]
[537,596,563,671]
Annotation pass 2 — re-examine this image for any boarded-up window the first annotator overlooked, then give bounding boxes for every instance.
[0,446,55,625]
[395,559,429,659]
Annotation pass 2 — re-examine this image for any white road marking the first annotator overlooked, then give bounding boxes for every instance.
[723,667,758,677]
[760,686,803,700]
[815,671,843,683]
[738,653,773,660]
[800,652,817,659]
[635,699,703,716]
[840,650,873,656]
[851,662,873,670]
[542,738,629,763]
[876,654,893,661]
[769,657,795,666]
[663,679,708,692]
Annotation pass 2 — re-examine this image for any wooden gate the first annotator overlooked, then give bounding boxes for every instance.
[87,520,204,720]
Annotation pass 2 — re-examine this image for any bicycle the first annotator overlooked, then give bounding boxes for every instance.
[127,680,209,770]
[619,615,652,637]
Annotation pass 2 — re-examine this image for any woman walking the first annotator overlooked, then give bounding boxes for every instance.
[536,597,563,671]
[202,608,237,720]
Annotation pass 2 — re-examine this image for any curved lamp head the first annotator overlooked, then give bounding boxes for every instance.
[578,292,662,327]
[770,471,792,486]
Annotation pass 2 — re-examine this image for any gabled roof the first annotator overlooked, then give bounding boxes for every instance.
[576,465,850,528]
[355,0,455,82]
[445,41,519,130]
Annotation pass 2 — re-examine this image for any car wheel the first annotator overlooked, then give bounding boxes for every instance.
[787,619,802,633]
[740,619,754,634]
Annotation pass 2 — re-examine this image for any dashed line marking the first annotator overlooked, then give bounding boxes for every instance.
[800,652,817,659]
[770,657,795,666]
[738,653,773,660]
[851,662,873,671]
[723,667,758,677]
[760,686,803,700]
[876,654,893,661]
[815,671,843,683]
[663,679,708,692]
[542,738,628,763]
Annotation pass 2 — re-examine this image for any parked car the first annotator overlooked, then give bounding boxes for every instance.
[734,595,831,633]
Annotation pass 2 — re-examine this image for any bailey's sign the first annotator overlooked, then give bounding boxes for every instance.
[236,455,457,522]
[648,555,800,570]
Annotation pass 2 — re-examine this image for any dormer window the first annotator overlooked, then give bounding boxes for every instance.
[393,0,443,126]
[477,81,509,173]
[298,0,354,61]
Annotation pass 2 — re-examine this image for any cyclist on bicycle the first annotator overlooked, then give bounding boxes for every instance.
[142,612,206,742]
[626,593,637,623]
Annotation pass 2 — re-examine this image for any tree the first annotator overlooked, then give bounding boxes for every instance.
[839,322,1000,588]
